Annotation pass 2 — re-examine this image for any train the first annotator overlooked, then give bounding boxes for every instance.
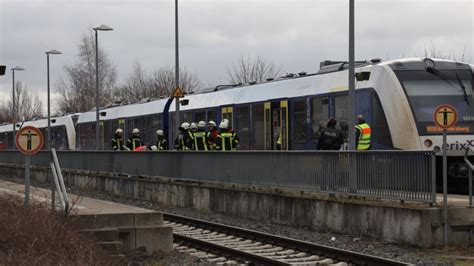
[0,57,473,191]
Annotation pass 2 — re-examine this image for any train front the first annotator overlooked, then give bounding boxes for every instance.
[389,58,474,192]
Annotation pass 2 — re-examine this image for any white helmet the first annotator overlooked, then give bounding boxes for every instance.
[198,121,206,128]
[115,128,123,134]
[150,145,158,150]
[219,119,229,129]
[132,128,140,134]
[208,120,217,127]
[190,122,198,129]
[181,122,190,130]
[156,129,164,136]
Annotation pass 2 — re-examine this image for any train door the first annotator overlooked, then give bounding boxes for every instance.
[264,100,288,150]
[221,106,233,128]
[99,120,105,150]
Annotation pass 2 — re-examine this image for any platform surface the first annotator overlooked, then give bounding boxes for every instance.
[0,180,154,214]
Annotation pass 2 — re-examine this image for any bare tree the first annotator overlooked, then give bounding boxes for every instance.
[227,54,282,84]
[113,64,201,103]
[56,32,117,113]
[0,82,43,123]
[423,42,470,62]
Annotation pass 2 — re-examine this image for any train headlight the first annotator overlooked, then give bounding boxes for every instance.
[423,58,436,68]
[433,146,441,153]
[424,139,433,148]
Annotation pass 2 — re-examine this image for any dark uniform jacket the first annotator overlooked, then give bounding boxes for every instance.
[156,137,167,150]
[174,129,194,150]
[193,130,209,151]
[127,136,143,151]
[111,134,124,150]
[216,130,239,151]
[317,127,343,150]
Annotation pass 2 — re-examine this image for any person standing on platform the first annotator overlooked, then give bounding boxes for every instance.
[193,121,209,151]
[174,122,194,150]
[207,120,219,150]
[111,128,124,151]
[155,129,167,150]
[190,122,198,135]
[216,119,239,151]
[127,128,143,151]
[355,114,371,150]
[317,118,343,150]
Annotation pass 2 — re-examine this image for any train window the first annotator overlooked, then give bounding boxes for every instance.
[371,92,393,147]
[183,111,193,123]
[52,126,68,150]
[252,104,264,150]
[311,97,329,141]
[335,94,349,141]
[293,100,307,143]
[207,109,216,122]
[236,106,250,149]
[195,111,206,123]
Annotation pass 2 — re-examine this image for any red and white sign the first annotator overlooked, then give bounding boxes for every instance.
[15,126,44,155]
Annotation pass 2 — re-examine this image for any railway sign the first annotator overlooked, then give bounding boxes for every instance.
[434,104,457,129]
[15,126,44,155]
[171,86,184,98]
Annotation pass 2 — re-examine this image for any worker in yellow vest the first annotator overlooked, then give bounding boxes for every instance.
[193,121,209,151]
[355,115,371,150]
[216,119,239,151]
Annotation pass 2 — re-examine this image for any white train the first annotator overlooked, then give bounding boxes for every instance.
[0,114,77,151]
[1,58,473,190]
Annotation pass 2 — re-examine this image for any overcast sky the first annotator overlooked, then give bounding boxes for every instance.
[0,0,472,114]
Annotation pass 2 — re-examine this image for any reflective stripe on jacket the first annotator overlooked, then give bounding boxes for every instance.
[193,131,208,151]
[217,132,239,151]
[111,138,124,150]
[355,123,371,150]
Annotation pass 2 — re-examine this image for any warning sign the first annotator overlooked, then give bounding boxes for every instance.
[15,126,44,155]
[434,104,457,129]
[171,87,184,98]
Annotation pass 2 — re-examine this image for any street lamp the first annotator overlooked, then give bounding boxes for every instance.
[11,66,25,150]
[174,0,181,143]
[46,49,62,150]
[93,24,113,150]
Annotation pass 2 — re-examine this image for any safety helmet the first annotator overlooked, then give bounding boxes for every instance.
[207,120,217,127]
[197,121,206,128]
[156,129,164,136]
[219,119,229,129]
[181,122,190,130]
[115,128,123,134]
[150,145,158,151]
[190,122,198,129]
[132,128,140,134]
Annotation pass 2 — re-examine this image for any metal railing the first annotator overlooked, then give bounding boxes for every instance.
[463,147,474,207]
[0,150,436,203]
[50,148,69,214]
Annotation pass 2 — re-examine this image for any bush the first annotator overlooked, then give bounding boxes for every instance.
[0,195,123,265]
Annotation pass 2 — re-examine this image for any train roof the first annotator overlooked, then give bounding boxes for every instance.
[0,115,74,133]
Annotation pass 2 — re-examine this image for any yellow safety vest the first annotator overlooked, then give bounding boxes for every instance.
[355,123,371,150]
[220,132,237,151]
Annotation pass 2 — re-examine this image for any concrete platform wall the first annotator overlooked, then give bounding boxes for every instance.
[1,163,472,247]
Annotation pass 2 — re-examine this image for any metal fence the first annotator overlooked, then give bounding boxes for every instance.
[0,150,436,203]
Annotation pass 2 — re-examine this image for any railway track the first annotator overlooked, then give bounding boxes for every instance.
[163,213,410,266]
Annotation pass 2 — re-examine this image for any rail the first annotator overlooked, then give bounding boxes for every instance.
[0,150,436,203]
[463,147,474,207]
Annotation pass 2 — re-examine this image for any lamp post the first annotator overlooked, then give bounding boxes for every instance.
[93,24,113,150]
[174,0,181,141]
[11,66,25,150]
[46,49,62,150]
[348,0,355,150]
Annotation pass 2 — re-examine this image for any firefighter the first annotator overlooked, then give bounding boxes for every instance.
[127,128,143,151]
[216,119,239,151]
[111,128,124,151]
[174,122,194,150]
[155,129,167,150]
[193,121,209,151]
[207,120,218,150]
[190,122,198,135]
[355,114,371,150]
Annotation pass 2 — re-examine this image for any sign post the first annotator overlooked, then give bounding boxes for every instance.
[15,126,44,208]
[433,104,457,245]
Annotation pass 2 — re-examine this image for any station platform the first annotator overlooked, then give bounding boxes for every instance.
[0,180,173,253]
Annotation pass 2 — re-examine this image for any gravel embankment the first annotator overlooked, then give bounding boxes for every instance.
[3,176,473,265]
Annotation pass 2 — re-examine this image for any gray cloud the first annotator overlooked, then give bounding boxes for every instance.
[0,0,472,113]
